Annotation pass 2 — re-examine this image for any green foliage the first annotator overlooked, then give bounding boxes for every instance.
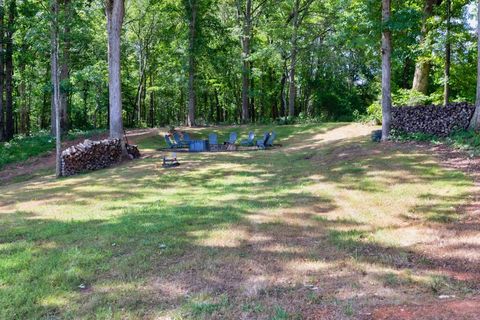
[393,89,432,106]
[0,132,54,170]
[0,129,105,170]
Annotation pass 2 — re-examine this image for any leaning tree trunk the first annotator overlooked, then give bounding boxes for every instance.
[106,0,125,149]
[381,0,392,141]
[469,0,480,130]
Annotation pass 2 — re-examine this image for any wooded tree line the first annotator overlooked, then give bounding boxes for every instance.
[0,0,478,140]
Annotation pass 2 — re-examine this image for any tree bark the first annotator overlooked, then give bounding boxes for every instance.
[469,0,480,130]
[0,0,4,141]
[288,0,300,117]
[51,0,61,177]
[4,0,14,140]
[280,61,288,117]
[19,61,27,134]
[106,0,125,146]
[412,0,439,94]
[381,0,392,141]
[187,0,197,127]
[240,0,252,122]
[59,0,70,133]
[443,0,451,105]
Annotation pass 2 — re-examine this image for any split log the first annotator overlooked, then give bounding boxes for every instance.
[61,139,141,176]
[391,103,474,137]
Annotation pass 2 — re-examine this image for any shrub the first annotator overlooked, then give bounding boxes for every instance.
[366,101,382,124]
[393,89,431,106]
[0,133,55,170]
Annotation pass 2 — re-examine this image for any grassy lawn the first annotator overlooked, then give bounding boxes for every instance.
[0,123,478,319]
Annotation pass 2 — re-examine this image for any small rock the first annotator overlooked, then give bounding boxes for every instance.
[438,294,456,299]
[78,284,87,289]
[112,243,116,247]
[159,244,167,249]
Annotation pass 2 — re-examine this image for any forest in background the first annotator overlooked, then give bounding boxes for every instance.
[0,0,477,140]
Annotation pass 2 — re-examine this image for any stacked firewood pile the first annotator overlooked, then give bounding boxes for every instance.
[391,103,475,137]
[61,139,141,177]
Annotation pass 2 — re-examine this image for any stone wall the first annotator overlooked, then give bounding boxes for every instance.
[391,103,474,137]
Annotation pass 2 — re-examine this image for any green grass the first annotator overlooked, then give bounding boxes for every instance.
[0,123,476,319]
[0,129,106,170]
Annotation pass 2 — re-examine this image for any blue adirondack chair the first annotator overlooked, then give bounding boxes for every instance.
[165,135,178,149]
[183,132,192,143]
[266,131,276,147]
[173,132,189,148]
[240,132,255,146]
[209,133,218,145]
[225,132,237,145]
[256,132,271,149]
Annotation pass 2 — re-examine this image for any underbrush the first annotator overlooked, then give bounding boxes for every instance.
[391,129,480,156]
[0,129,106,170]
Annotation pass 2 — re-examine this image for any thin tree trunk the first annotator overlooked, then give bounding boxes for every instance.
[443,0,451,105]
[106,0,125,148]
[59,0,70,133]
[19,62,27,134]
[4,0,14,140]
[288,0,300,117]
[0,0,4,141]
[280,62,288,117]
[214,88,221,123]
[41,62,50,129]
[240,0,252,122]
[381,0,392,141]
[51,0,61,177]
[149,75,154,127]
[187,0,197,127]
[250,61,255,122]
[469,0,480,130]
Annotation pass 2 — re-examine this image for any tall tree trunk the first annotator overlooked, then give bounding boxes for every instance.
[106,0,125,147]
[280,61,288,117]
[443,0,451,105]
[214,88,221,123]
[41,62,50,129]
[469,0,480,130]
[51,0,61,177]
[187,0,197,127]
[412,0,439,94]
[250,61,255,122]
[288,0,300,117]
[149,75,154,127]
[4,0,14,140]
[381,0,392,141]
[59,0,70,133]
[19,62,27,134]
[0,0,4,141]
[240,0,252,122]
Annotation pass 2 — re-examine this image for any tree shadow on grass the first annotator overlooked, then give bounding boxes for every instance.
[1,125,480,318]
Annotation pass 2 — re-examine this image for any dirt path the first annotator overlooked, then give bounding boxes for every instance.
[0,128,159,185]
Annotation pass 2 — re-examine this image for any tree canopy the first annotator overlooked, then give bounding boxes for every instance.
[0,0,478,139]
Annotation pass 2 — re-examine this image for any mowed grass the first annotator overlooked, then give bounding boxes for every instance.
[0,123,478,319]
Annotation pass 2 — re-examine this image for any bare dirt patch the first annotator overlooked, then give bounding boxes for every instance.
[0,129,159,185]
